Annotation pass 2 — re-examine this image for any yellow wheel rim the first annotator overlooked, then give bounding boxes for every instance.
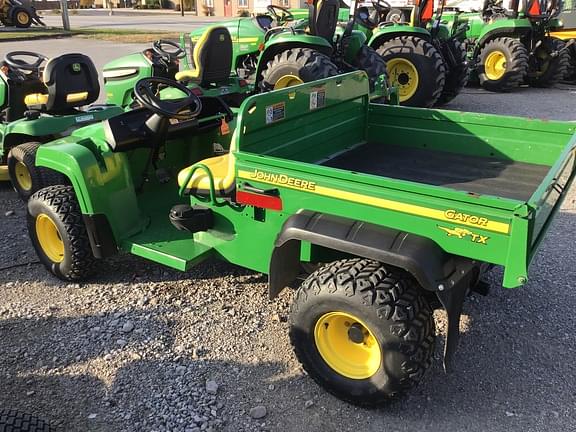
[386,58,419,102]
[484,51,507,81]
[314,311,381,380]
[16,11,30,25]
[273,74,303,89]
[14,161,32,191]
[35,214,65,263]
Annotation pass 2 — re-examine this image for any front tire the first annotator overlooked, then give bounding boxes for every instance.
[0,409,55,431]
[28,185,97,281]
[435,38,469,106]
[376,35,446,107]
[7,142,66,201]
[289,258,435,406]
[260,48,338,91]
[477,37,528,92]
[12,7,32,28]
[527,37,570,88]
[351,44,388,97]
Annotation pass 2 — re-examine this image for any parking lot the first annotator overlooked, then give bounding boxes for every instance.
[0,37,575,432]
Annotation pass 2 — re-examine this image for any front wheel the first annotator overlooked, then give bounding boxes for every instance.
[435,38,469,106]
[351,44,388,94]
[259,48,338,91]
[527,37,570,88]
[289,258,435,406]
[7,142,67,201]
[12,7,32,28]
[477,37,528,92]
[376,36,446,107]
[28,185,97,281]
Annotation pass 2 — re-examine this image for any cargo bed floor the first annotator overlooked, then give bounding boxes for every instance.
[323,143,550,201]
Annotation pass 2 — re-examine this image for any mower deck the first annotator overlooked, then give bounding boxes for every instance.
[323,142,550,201]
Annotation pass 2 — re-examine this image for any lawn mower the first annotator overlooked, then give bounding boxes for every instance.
[442,0,571,91]
[26,71,576,406]
[0,51,123,200]
[0,0,44,28]
[344,0,469,107]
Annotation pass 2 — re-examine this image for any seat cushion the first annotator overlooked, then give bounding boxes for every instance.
[175,69,200,81]
[178,153,235,196]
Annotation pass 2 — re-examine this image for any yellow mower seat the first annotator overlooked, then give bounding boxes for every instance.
[177,153,236,197]
[175,26,233,87]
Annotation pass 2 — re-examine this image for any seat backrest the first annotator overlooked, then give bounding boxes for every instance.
[308,0,339,42]
[42,53,100,112]
[192,26,233,86]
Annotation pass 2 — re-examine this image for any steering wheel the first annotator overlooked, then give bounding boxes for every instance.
[5,51,48,74]
[267,5,294,24]
[371,0,392,14]
[134,77,202,121]
[152,40,186,60]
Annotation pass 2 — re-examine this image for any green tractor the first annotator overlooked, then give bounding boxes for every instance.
[442,0,570,91]
[104,1,389,103]
[550,0,576,80]
[25,72,576,405]
[345,0,469,107]
[0,51,123,200]
[0,0,44,28]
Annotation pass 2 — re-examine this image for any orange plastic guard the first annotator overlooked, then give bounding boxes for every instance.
[527,0,541,16]
[420,0,434,21]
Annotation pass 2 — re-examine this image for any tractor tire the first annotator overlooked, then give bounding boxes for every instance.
[477,37,528,92]
[376,35,446,107]
[0,409,55,431]
[350,44,388,95]
[435,38,469,106]
[7,142,67,201]
[27,185,97,281]
[289,258,435,406]
[527,37,570,88]
[260,48,338,92]
[12,7,32,28]
[566,41,576,82]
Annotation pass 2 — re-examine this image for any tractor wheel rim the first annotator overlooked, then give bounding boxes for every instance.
[36,214,65,263]
[274,74,304,89]
[314,311,381,380]
[485,51,507,81]
[386,58,419,102]
[14,161,32,191]
[17,11,30,25]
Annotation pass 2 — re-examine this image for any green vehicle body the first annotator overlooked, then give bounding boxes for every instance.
[36,72,575,292]
[0,69,122,182]
[103,53,158,108]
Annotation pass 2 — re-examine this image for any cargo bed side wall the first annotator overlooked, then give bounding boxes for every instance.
[367,105,574,166]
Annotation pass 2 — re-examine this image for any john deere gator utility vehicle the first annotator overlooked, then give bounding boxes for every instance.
[442,0,570,91]
[550,0,576,80]
[0,0,44,28]
[0,51,122,200]
[346,0,469,106]
[27,72,576,405]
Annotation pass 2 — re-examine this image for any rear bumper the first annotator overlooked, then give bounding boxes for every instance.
[0,165,8,182]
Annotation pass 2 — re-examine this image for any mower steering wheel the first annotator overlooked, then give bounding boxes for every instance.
[267,5,294,24]
[371,0,392,14]
[152,40,186,60]
[134,77,202,121]
[5,51,48,73]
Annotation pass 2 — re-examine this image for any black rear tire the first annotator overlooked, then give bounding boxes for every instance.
[376,35,446,107]
[12,7,32,28]
[27,185,97,281]
[7,142,67,201]
[0,409,55,431]
[527,37,570,87]
[435,38,469,106]
[351,44,388,96]
[260,48,339,91]
[477,37,528,92]
[289,258,435,406]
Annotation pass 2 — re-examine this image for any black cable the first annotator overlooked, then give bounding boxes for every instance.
[0,261,40,271]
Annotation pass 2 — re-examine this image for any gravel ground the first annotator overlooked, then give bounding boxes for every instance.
[1,82,576,432]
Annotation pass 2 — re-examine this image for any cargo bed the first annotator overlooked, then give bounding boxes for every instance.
[323,143,551,201]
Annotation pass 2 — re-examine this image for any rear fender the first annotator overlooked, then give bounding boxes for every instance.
[476,20,532,52]
[368,25,431,49]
